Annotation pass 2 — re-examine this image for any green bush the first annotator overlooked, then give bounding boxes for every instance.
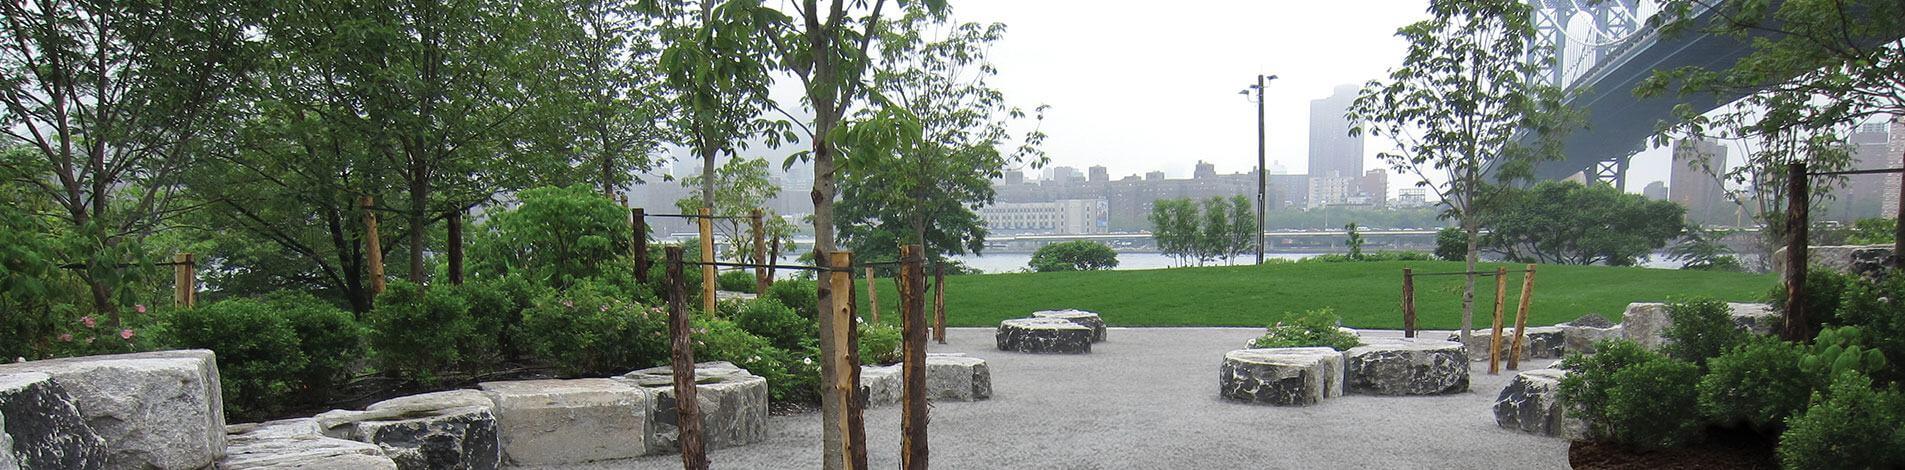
[166,298,309,419]
[457,275,543,361]
[1434,227,1466,261]
[766,279,819,320]
[717,270,759,293]
[693,317,809,402]
[1698,336,1814,431]
[1834,276,1905,383]
[1559,340,1658,439]
[469,184,629,289]
[1029,241,1120,272]
[366,281,473,382]
[1663,298,1748,367]
[1602,355,1704,449]
[1301,252,1434,263]
[1769,266,1851,333]
[859,322,902,365]
[519,281,669,376]
[262,292,364,400]
[1777,372,1905,470]
[733,297,814,351]
[1248,309,1361,351]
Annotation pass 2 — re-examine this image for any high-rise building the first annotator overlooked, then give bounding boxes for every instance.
[1830,123,1895,221]
[1308,84,1365,179]
[1049,166,1082,185]
[1307,174,1358,209]
[1002,170,1025,185]
[1642,181,1668,201]
[1359,169,1388,207]
[1671,139,1732,226]
[1145,171,1166,181]
[1193,161,1218,179]
[1088,165,1109,183]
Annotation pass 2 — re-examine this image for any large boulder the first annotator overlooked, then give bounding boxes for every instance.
[996,318,1093,354]
[1728,302,1783,336]
[1773,244,1895,282]
[1030,310,1107,342]
[0,350,225,470]
[1624,301,1785,350]
[1493,368,1584,439]
[0,372,106,469]
[1345,339,1469,396]
[367,390,494,413]
[618,362,769,454]
[1560,323,1624,355]
[923,354,992,401]
[860,365,901,408]
[478,379,650,465]
[316,402,501,470]
[221,418,396,470]
[1218,348,1345,406]
[1445,327,1565,362]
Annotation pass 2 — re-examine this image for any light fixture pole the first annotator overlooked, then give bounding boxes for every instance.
[1243,74,1278,265]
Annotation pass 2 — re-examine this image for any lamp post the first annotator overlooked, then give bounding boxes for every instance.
[1240,74,1277,264]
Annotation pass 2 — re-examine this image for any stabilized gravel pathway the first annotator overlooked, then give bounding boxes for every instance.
[528,327,1570,469]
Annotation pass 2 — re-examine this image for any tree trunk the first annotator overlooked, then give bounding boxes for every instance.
[700,146,716,216]
[1460,218,1479,344]
[327,206,371,314]
[408,167,429,283]
[1894,159,1903,269]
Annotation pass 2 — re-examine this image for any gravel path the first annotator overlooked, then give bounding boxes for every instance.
[528,327,1571,469]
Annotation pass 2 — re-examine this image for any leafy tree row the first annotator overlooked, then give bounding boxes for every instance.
[1147,196,1256,267]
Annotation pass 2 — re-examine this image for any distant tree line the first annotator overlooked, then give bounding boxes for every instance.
[1148,196,1256,266]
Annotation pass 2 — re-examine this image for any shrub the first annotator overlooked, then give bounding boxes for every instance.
[262,292,364,400]
[1769,266,1851,333]
[859,322,902,365]
[366,281,473,382]
[1777,372,1905,470]
[166,298,309,419]
[717,270,759,293]
[1248,309,1361,351]
[1434,227,1466,261]
[457,275,543,361]
[1029,241,1120,272]
[733,297,814,351]
[766,279,819,320]
[1834,276,1905,383]
[1663,298,1747,367]
[518,280,669,376]
[1559,340,1658,439]
[469,184,629,289]
[694,317,808,402]
[1698,336,1814,431]
[1602,355,1704,449]
[1301,252,1434,263]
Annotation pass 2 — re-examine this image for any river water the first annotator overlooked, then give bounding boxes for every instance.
[947,252,1694,274]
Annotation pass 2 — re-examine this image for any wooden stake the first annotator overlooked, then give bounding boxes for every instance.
[865,267,881,325]
[898,245,929,470]
[767,236,781,287]
[447,210,464,286]
[933,262,947,345]
[1508,264,1537,370]
[361,196,385,295]
[752,209,770,295]
[1489,266,1508,375]
[632,208,649,284]
[174,253,196,308]
[1401,268,1416,338]
[845,263,867,470]
[1784,161,1810,341]
[698,207,717,315]
[824,251,865,470]
[666,247,708,470]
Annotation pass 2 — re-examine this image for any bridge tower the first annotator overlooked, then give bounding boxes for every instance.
[1528,0,1645,187]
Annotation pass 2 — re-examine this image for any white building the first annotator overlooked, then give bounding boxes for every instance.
[978,199,1107,235]
[1396,187,1429,207]
[1307,175,1358,209]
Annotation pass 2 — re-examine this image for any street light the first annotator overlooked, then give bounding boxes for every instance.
[1241,74,1277,265]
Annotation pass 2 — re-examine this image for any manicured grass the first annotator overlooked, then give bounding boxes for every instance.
[851,260,1775,329]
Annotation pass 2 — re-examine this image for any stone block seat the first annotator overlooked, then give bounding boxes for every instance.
[314,393,502,470]
[925,354,993,401]
[1445,327,1565,362]
[618,361,769,454]
[1030,309,1107,342]
[1345,339,1469,395]
[1218,347,1345,406]
[477,379,651,466]
[0,349,224,470]
[996,318,1093,354]
[1493,368,1584,439]
[222,418,397,470]
[860,364,902,408]
[0,371,106,469]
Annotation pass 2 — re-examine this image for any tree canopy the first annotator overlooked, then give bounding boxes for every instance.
[1478,181,1686,266]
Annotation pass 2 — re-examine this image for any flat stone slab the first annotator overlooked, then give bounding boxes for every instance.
[221,418,397,470]
[478,379,649,466]
[367,390,494,413]
[1494,368,1584,439]
[996,318,1093,354]
[1446,327,1564,362]
[0,371,107,469]
[1346,339,1469,395]
[860,365,901,408]
[618,362,768,454]
[316,404,501,470]
[1218,348,1345,406]
[923,355,992,401]
[1031,310,1107,342]
[0,350,225,470]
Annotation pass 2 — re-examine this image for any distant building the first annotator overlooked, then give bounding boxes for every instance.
[1193,161,1218,179]
[1002,170,1025,185]
[1048,166,1083,185]
[1642,181,1668,201]
[1886,120,1905,217]
[1396,187,1429,207]
[1359,169,1389,207]
[978,199,1107,235]
[1307,174,1358,209]
[1671,139,1733,226]
[1145,171,1166,181]
[1309,84,1365,180]
[1829,122,1895,221]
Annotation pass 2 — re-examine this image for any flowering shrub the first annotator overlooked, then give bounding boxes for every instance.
[858,323,902,365]
[731,297,814,351]
[694,317,812,402]
[457,275,545,362]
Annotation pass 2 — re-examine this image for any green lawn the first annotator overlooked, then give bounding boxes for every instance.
[850,260,1775,329]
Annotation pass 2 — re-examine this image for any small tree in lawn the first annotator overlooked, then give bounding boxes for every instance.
[1228,195,1257,264]
[1148,198,1200,267]
[675,158,794,261]
[1348,0,1574,343]
[1029,241,1119,272]
[1200,197,1233,266]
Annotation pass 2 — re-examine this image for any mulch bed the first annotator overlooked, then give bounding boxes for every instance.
[1568,427,1777,469]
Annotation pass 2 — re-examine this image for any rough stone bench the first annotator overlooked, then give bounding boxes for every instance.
[223,418,397,469]
[1346,339,1469,395]
[996,318,1093,354]
[1494,368,1584,439]
[619,361,769,454]
[478,379,650,465]
[0,350,224,470]
[1218,347,1345,406]
[925,354,993,401]
[1031,309,1107,342]
[315,394,502,470]
[1445,327,1565,362]
[860,364,902,408]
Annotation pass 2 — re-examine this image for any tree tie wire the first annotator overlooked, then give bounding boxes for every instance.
[1409,269,1530,277]
[644,212,754,220]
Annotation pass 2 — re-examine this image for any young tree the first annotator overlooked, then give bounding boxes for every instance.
[674,157,793,259]
[1199,196,1232,266]
[1228,195,1257,264]
[1147,198,1201,267]
[1028,241,1119,272]
[527,0,672,196]
[1347,0,1573,343]
[650,0,786,212]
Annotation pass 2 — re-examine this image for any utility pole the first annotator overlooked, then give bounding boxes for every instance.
[1243,74,1278,264]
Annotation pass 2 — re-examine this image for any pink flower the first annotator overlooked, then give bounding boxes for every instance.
[120,329,135,340]
[57,333,73,342]
[134,304,147,314]
[80,316,96,328]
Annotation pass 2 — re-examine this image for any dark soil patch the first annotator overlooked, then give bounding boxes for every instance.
[1569,427,1776,469]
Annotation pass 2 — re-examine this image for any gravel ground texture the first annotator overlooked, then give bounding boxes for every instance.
[523,327,1570,470]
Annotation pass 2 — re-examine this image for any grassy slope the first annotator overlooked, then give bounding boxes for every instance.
[852,260,1775,329]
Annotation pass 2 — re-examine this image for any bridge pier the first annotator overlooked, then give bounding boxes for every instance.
[1591,157,1629,191]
